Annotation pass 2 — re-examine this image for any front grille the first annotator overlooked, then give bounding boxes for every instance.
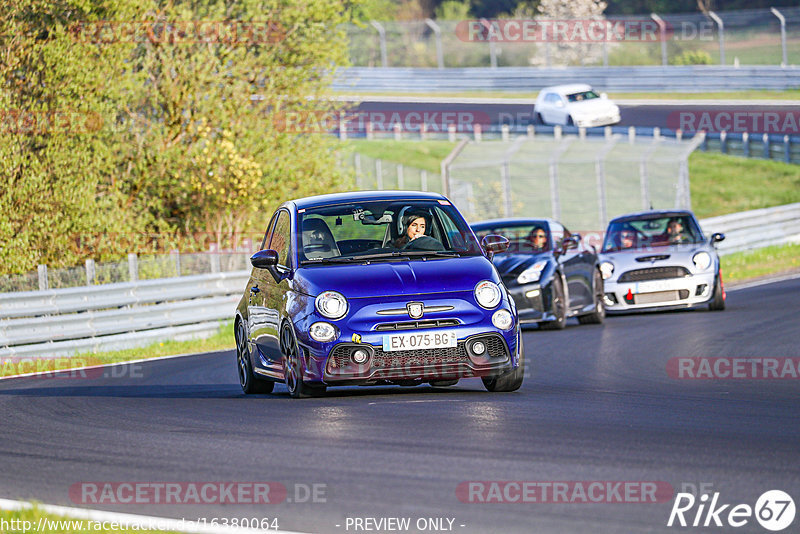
[618,266,690,282]
[375,319,460,331]
[633,289,690,304]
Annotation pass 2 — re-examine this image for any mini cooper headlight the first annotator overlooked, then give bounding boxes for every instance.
[693,251,712,271]
[492,309,514,330]
[599,261,615,280]
[517,260,548,285]
[315,291,348,320]
[309,322,337,342]
[475,280,502,309]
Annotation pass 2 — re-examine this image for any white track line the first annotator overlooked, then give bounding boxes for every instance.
[0,348,232,382]
[332,95,800,106]
[726,271,800,292]
[0,498,307,534]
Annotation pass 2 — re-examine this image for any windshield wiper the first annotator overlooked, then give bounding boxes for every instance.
[397,250,461,258]
[300,257,363,265]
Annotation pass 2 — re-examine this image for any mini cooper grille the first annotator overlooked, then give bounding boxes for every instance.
[375,319,460,331]
[618,266,690,282]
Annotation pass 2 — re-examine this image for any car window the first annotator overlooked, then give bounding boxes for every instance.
[260,211,279,250]
[269,209,292,267]
[298,200,482,263]
[472,221,550,254]
[602,215,702,252]
[545,93,561,105]
[566,91,600,102]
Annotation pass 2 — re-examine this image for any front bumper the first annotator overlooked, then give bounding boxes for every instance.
[603,272,716,312]
[506,283,558,324]
[574,113,621,128]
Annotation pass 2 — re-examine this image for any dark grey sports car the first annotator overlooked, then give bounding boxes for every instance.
[471,218,605,330]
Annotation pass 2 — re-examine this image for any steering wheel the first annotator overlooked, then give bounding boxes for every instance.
[404,235,444,251]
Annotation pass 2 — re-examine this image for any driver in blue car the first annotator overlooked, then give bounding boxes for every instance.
[394,209,444,250]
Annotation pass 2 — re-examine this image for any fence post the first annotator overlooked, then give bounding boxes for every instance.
[397,164,404,189]
[38,264,48,291]
[763,133,770,159]
[743,131,750,157]
[171,250,180,277]
[501,124,509,142]
[651,13,668,66]
[338,111,347,141]
[578,127,586,140]
[376,159,383,189]
[653,127,661,140]
[784,135,791,163]
[366,121,374,140]
[473,123,482,142]
[420,123,428,140]
[720,130,727,154]
[628,126,636,144]
[527,125,535,138]
[604,126,612,139]
[676,129,683,142]
[421,170,428,191]
[393,121,402,141]
[771,8,788,67]
[708,11,725,65]
[501,161,512,217]
[370,21,388,67]
[554,125,562,140]
[424,18,444,69]
[128,253,138,282]
[85,259,95,286]
[480,19,498,68]
[354,152,362,189]
[210,243,221,273]
[448,124,456,143]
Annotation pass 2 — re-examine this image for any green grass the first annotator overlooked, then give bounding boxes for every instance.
[347,139,456,173]
[689,152,800,219]
[334,90,800,101]
[0,321,234,378]
[723,243,800,282]
[0,506,181,533]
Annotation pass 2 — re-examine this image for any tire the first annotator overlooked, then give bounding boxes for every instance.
[534,112,544,125]
[482,336,524,392]
[708,272,726,311]
[578,269,605,325]
[236,320,274,394]
[540,275,567,330]
[281,324,326,398]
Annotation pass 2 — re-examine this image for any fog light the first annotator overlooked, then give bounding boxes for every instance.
[696,284,708,296]
[472,341,486,355]
[309,322,337,342]
[351,348,369,365]
[492,309,513,330]
[603,293,617,306]
[525,289,541,298]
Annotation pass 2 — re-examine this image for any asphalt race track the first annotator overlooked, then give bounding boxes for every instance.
[1,277,798,533]
[350,99,800,131]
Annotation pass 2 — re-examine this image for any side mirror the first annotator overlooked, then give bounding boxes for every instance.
[562,235,580,250]
[250,249,278,269]
[481,234,509,259]
[710,232,725,244]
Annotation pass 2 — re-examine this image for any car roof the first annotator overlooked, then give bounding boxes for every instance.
[539,84,594,95]
[471,217,558,230]
[288,190,448,210]
[608,210,696,224]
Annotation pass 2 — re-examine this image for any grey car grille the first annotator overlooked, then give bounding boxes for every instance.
[618,266,690,282]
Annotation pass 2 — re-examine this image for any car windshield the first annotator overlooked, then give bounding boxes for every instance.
[601,215,703,252]
[298,199,482,264]
[473,222,551,254]
[566,90,600,102]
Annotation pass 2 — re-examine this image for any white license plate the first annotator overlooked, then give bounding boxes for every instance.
[382,331,458,352]
[635,280,678,293]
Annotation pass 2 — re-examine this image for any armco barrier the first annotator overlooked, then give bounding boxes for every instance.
[0,271,249,359]
[333,66,800,93]
[700,202,800,255]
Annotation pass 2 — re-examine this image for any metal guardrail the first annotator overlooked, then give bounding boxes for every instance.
[700,202,800,255]
[333,66,800,93]
[0,271,249,358]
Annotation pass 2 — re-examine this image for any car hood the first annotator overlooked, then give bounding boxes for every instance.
[294,255,497,298]
[492,252,551,277]
[600,244,714,274]
[568,99,618,114]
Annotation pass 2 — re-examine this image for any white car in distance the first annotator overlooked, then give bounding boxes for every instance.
[534,84,621,128]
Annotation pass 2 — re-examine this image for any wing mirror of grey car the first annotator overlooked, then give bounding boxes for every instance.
[482,235,509,259]
[250,249,279,269]
[710,232,726,244]
[562,235,580,250]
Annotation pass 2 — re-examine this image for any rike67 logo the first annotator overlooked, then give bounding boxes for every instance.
[668,490,795,531]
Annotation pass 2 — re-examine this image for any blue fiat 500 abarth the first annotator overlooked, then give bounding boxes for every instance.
[234,191,524,397]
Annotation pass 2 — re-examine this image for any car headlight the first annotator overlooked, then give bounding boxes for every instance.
[492,309,513,330]
[315,290,348,320]
[693,252,712,271]
[517,260,548,285]
[309,322,337,342]
[474,280,502,309]
[600,261,615,280]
